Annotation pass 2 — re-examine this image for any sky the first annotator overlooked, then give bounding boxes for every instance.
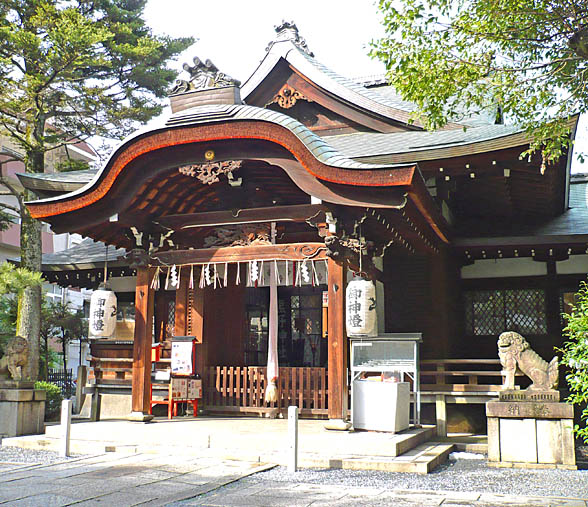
[143,0,386,83]
[141,0,587,173]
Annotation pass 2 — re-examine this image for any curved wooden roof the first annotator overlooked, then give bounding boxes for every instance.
[23,104,458,250]
[27,105,416,223]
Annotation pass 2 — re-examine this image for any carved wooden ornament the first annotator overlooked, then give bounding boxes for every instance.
[269,85,309,109]
[178,160,242,185]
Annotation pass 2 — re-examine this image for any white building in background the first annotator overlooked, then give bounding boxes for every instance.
[1,134,97,374]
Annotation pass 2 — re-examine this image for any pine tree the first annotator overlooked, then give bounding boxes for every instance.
[0,0,194,379]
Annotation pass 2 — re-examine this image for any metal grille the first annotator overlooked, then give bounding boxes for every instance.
[465,289,547,335]
[48,368,74,398]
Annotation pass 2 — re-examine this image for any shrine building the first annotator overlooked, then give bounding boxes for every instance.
[21,23,584,432]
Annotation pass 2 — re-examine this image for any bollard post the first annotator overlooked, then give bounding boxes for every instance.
[288,405,298,473]
[60,399,72,457]
[75,365,87,415]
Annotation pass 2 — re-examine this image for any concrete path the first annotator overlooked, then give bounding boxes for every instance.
[0,451,272,506]
[1,451,587,506]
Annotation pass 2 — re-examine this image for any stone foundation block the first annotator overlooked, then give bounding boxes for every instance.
[486,401,576,469]
[0,386,45,437]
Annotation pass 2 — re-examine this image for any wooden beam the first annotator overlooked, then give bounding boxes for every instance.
[131,267,154,415]
[455,234,588,249]
[151,242,328,265]
[327,257,348,420]
[155,204,329,230]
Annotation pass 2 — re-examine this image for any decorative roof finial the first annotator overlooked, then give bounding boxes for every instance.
[170,56,241,95]
[266,21,314,57]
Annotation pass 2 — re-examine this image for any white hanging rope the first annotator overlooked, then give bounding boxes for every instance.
[295,261,301,287]
[312,260,320,286]
[164,266,170,290]
[199,265,206,289]
[150,266,161,290]
[189,264,194,290]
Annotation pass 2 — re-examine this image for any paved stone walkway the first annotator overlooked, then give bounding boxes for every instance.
[0,452,271,506]
[175,479,588,506]
[1,452,587,506]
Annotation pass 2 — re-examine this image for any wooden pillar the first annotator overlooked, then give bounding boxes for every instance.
[327,257,348,422]
[191,288,206,375]
[131,266,154,419]
[175,269,189,337]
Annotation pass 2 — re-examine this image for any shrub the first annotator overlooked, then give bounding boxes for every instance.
[35,381,63,421]
[561,281,588,443]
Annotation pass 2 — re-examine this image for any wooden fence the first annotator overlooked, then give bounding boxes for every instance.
[203,366,328,416]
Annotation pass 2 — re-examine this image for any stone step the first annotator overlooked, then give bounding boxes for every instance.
[6,426,436,458]
[299,442,455,473]
[2,435,109,455]
[385,426,436,457]
[455,441,488,454]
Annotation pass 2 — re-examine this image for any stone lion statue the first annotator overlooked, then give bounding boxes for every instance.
[0,336,29,381]
[498,331,558,391]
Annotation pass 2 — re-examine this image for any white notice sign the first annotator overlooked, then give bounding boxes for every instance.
[171,340,194,376]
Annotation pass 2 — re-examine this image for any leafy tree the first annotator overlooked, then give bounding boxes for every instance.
[371,0,588,171]
[0,1,194,379]
[39,298,59,380]
[0,295,17,358]
[45,300,87,372]
[561,281,588,443]
[0,262,44,296]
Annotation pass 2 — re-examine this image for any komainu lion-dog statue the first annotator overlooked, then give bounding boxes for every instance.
[0,336,29,381]
[497,331,558,390]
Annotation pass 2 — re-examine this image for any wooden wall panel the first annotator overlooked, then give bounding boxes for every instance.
[384,252,460,360]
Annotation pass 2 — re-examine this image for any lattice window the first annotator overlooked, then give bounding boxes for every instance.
[464,289,547,335]
[166,300,175,337]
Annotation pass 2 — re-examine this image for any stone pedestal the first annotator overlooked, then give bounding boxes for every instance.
[486,399,576,469]
[0,381,46,437]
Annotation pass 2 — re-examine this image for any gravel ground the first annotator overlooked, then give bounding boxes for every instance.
[242,452,588,499]
[0,445,83,465]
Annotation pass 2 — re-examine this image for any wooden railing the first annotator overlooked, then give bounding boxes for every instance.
[204,366,328,416]
[420,359,520,392]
